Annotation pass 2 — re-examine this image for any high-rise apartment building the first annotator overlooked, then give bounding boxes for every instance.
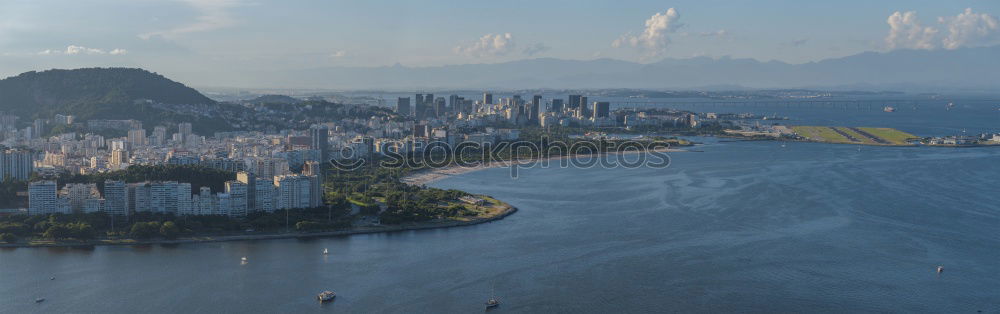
[28,181,57,215]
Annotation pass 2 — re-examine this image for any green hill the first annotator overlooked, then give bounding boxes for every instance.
[0,67,215,120]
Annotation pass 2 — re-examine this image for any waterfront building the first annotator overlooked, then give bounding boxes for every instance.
[28,180,57,215]
[84,198,105,213]
[104,180,129,216]
[302,161,323,208]
[274,175,312,210]
[254,178,276,213]
[62,183,98,213]
[225,180,248,217]
[128,182,152,213]
[237,171,256,212]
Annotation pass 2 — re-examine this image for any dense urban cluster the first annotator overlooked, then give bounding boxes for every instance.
[0,91,733,220]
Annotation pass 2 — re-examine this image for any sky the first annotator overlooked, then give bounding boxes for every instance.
[1,0,999,84]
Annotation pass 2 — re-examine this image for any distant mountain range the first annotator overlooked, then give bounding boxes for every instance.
[196,45,1000,91]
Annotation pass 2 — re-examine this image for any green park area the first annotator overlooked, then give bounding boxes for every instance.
[791,126,918,146]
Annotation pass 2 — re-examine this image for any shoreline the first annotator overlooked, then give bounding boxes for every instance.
[0,204,518,249]
[401,147,689,186]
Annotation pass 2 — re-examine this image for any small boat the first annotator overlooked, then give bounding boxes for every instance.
[937,265,944,274]
[883,106,896,113]
[50,276,55,280]
[241,256,248,264]
[486,285,500,309]
[323,248,329,255]
[485,297,500,309]
[35,298,45,303]
[317,291,336,302]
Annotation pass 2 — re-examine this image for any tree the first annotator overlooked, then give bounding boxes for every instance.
[130,221,160,239]
[159,221,180,239]
[0,233,18,243]
[43,224,71,240]
[66,222,96,240]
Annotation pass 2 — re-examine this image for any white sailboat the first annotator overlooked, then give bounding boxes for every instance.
[485,284,500,309]
[323,248,329,255]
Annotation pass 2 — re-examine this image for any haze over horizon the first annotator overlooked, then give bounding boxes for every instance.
[1,0,999,89]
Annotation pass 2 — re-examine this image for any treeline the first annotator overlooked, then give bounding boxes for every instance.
[57,164,236,194]
[0,205,354,243]
[380,188,472,224]
[0,178,27,208]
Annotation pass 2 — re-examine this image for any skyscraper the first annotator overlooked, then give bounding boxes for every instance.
[580,96,590,118]
[483,92,493,105]
[434,97,446,117]
[568,95,582,110]
[414,93,426,120]
[449,95,460,112]
[396,97,411,116]
[225,180,248,217]
[237,171,256,212]
[303,161,323,208]
[530,95,542,124]
[593,101,610,119]
[550,99,564,113]
[310,126,330,161]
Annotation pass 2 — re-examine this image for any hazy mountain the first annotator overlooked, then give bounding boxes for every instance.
[200,46,1000,91]
[243,94,302,105]
[0,68,215,120]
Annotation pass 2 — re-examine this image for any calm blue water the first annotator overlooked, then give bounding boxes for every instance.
[2,104,1000,313]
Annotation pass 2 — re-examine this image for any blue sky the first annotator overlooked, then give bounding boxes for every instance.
[1,0,998,80]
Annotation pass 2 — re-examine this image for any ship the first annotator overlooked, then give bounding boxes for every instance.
[883,106,896,112]
[317,291,336,302]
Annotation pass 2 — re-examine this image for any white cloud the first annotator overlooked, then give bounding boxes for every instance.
[885,11,938,50]
[939,8,1000,50]
[139,0,242,40]
[522,43,550,56]
[454,33,515,58]
[65,45,105,55]
[37,45,127,56]
[330,50,347,58]
[612,8,683,58]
